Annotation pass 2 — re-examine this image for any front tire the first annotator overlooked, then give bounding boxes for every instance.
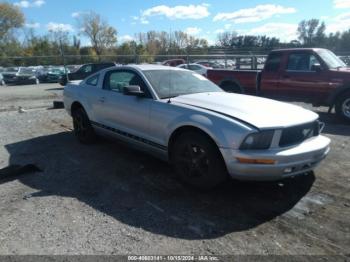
[72,107,96,144]
[0,80,5,86]
[33,78,40,85]
[335,91,350,122]
[171,131,228,190]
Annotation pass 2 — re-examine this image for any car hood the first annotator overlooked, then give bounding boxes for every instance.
[171,92,318,129]
[330,67,350,73]
[2,72,34,77]
[334,67,350,72]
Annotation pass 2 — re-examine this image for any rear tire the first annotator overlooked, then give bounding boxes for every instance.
[220,82,243,93]
[72,107,96,144]
[335,91,350,122]
[171,131,228,190]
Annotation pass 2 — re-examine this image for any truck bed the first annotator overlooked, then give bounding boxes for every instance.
[207,69,259,95]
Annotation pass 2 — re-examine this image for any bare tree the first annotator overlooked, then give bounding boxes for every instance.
[217,32,237,47]
[78,12,117,57]
[297,19,326,46]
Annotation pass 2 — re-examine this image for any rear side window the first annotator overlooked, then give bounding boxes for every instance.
[86,74,99,86]
[264,53,282,72]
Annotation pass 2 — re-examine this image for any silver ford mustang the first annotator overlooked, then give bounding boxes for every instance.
[64,65,330,189]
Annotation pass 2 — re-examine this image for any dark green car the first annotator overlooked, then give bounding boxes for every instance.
[37,67,69,83]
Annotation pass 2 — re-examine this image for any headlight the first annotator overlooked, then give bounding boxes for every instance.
[240,130,274,150]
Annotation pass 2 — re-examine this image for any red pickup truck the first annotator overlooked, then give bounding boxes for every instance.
[207,48,350,121]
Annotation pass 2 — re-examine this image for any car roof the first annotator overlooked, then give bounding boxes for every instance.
[89,64,188,78]
[119,64,187,72]
[270,48,327,53]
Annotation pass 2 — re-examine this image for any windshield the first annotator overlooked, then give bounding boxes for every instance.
[317,49,347,69]
[6,67,19,73]
[19,68,35,74]
[144,69,222,99]
[49,68,63,74]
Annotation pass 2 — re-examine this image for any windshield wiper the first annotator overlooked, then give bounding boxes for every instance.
[162,95,178,99]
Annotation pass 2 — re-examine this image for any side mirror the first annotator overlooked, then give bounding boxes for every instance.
[123,85,145,97]
[311,64,322,72]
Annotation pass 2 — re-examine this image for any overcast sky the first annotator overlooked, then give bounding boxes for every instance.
[8,0,350,44]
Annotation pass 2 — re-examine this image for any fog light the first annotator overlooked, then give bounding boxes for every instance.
[236,157,276,165]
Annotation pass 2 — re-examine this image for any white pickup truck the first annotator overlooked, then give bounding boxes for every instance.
[64,64,330,189]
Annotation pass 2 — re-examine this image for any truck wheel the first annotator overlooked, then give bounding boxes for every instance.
[35,78,40,85]
[60,76,68,86]
[220,82,243,94]
[72,107,96,144]
[171,131,228,190]
[335,92,350,122]
[0,80,5,86]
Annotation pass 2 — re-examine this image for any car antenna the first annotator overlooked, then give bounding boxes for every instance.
[167,28,172,104]
[167,67,172,104]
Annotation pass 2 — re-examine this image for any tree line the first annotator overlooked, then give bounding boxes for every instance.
[0,2,350,66]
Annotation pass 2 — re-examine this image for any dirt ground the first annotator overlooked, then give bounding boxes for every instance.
[0,83,349,256]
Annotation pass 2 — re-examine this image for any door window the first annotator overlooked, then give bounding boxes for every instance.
[287,53,321,71]
[103,70,151,97]
[81,65,93,73]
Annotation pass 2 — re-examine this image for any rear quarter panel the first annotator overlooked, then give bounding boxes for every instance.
[63,82,94,117]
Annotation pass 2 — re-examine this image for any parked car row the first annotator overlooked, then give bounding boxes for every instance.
[0,65,74,86]
[59,62,116,86]
[1,67,40,85]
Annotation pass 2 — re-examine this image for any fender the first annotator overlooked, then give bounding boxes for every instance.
[166,114,223,147]
[327,85,350,106]
[165,110,255,150]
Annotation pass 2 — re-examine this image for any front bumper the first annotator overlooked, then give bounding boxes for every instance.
[220,135,330,181]
[46,75,61,82]
[3,78,34,84]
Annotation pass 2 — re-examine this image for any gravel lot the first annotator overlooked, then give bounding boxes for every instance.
[0,83,349,256]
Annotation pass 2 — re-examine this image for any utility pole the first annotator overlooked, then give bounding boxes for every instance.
[59,38,69,82]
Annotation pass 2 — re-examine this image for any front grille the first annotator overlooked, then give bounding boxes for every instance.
[279,121,320,147]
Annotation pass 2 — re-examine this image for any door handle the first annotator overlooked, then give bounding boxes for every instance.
[99,97,106,103]
[282,75,290,79]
